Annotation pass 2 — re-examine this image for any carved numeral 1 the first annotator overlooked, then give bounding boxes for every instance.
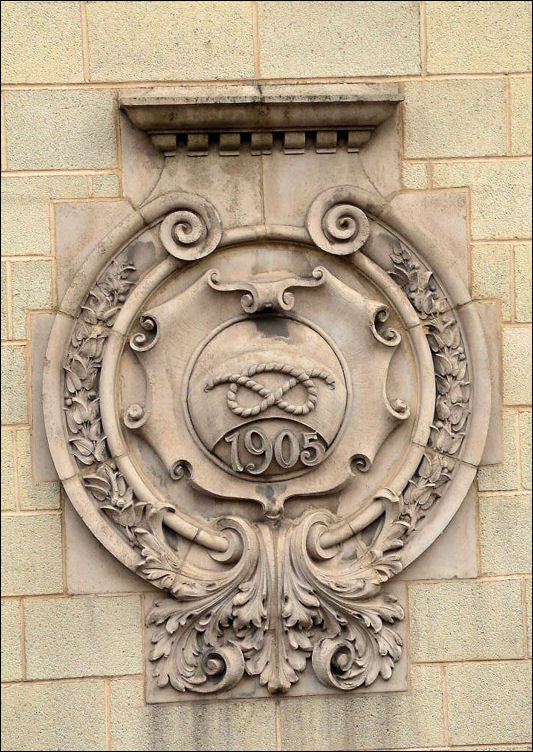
[225,430,243,472]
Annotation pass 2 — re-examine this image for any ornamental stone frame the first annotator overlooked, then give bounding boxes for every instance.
[39,84,500,702]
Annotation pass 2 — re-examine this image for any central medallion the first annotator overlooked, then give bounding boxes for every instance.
[187,317,348,479]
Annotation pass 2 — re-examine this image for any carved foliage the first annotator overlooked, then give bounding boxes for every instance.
[147,512,404,695]
[390,243,471,457]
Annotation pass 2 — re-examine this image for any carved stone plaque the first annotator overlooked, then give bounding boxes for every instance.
[43,85,493,702]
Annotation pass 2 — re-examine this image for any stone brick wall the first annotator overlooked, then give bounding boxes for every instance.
[1,2,531,750]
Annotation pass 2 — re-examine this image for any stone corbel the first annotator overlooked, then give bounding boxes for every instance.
[120,83,403,156]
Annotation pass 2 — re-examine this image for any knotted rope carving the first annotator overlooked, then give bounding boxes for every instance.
[204,362,336,418]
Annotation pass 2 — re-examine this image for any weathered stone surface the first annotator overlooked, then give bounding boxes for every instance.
[478,302,504,466]
[30,313,58,482]
[1,680,106,751]
[401,162,429,190]
[479,494,532,574]
[503,327,532,405]
[1,261,7,339]
[1,599,22,682]
[1,514,63,596]
[519,411,532,489]
[87,1,254,81]
[110,676,277,750]
[511,77,533,155]
[526,580,532,656]
[478,411,519,491]
[24,595,142,679]
[91,174,120,197]
[259,1,421,77]
[11,260,52,339]
[16,430,60,510]
[404,79,506,158]
[1,175,88,256]
[410,580,524,661]
[64,497,153,594]
[3,90,117,170]
[399,486,477,581]
[1,345,27,424]
[1,1,83,84]
[278,665,444,750]
[432,161,532,239]
[446,661,532,746]
[55,200,138,301]
[515,243,532,322]
[426,1,532,73]
[472,244,512,319]
[1,429,16,511]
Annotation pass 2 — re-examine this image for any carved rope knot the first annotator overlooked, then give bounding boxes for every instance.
[204,362,335,418]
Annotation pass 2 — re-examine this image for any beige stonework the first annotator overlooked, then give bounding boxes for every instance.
[1,1,531,749]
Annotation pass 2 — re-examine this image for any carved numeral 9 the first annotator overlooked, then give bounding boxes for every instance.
[225,427,325,474]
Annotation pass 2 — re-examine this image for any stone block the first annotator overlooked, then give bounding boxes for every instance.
[1,260,7,339]
[526,580,532,656]
[1,345,27,424]
[1,514,63,596]
[404,79,506,158]
[3,90,117,170]
[91,174,120,197]
[55,200,137,302]
[399,486,477,580]
[262,148,379,228]
[30,313,58,482]
[432,161,532,240]
[11,260,53,339]
[472,244,512,319]
[64,497,153,594]
[386,190,470,292]
[1,599,22,682]
[1,1,83,84]
[409,580,524,662]
[2,2,83,84]
[16,430,60,510]
[519,411,532,489]
[511,77,533,155]
[110,676,277,751]
[401,162,429,190]
[1,680,106,751]
[426,1,532,73]
[479,494,532,574]
[24,594,142,679]
[87,1,254,81]
[515,243,532,322]
[478,412,520,491]
[446,661,532,746]
[154,150,263,233]
[478,301,504,465]
[278,665,444,750]
[1,429,16,511]
[1,175,88,256]
[259,1,420,77]
[503,327,532,405]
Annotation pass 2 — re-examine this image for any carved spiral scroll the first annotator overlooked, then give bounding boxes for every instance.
[159,193,222,261]
[129,314,158,352]
[306,187,370,255]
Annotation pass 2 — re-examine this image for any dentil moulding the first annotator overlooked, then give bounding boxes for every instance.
[41,83,498,702]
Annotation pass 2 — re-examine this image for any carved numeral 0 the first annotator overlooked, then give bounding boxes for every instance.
[225,427,325,474]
